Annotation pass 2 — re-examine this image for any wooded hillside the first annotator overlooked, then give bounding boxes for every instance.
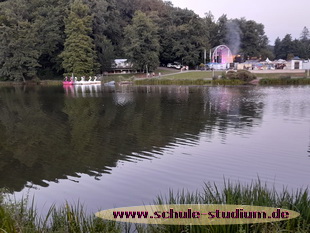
[0,0,308,81]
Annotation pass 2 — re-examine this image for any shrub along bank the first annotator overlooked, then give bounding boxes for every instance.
[259,77,310,85]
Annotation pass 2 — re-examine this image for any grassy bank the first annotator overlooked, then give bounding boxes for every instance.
[1,180,310,233]
[39,80,63,86]
[254,71,307,79]
[157,71,222,79]
[155,68,181,75]
[134,78,245,85]
[259,77,310,85]
[1,70,309,87]
[0,80,63,86]
[0,81,23,86]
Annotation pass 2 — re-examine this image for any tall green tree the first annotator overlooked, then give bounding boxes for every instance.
[59,0,98,77]
[204,11,220,49]
[277,34,295,59]
[0,0,40,81]
[124,11,160,72]
[84,0,120,72]
[274,28,310,59]
[172,14,209,66]
[300,26,309,41]
[299,26,310,59]
[32,0,70,79]
[238,19,268,59]
[215,14,228,46]
[95,35,115,72]
[274,37,281,58]
[158,7,209,65]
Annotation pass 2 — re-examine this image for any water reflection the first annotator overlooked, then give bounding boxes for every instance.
[0,85,309,197]
[63,84,103,98]
[0,85,266,192]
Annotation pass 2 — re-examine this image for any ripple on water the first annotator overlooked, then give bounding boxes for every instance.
[1,85,310,215]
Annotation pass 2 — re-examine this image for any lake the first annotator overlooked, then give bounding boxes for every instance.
[0,84,309,214]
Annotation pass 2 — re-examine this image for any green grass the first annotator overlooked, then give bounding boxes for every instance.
[0,80,63,86]
[40,80,63,86]
[154,68,181,75]
[105,70,222,82]
[96,71,310,85]
[101,75,135,83]
[104,67,179,79]
[157,71,221,79]
[134,78,209,85]
[144,180,310,233]
[2,179,310,232]
[104,73,137,79]
[0,192,121,233]
[2,70,308,87]
[134,78,244,85]
[255,72,305,79]
[100,68,179,82]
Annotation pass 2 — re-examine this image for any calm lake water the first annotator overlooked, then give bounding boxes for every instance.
[0,84,310,214]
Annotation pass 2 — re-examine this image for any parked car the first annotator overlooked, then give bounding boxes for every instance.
[167,62,182,69]
[174,64,181,69]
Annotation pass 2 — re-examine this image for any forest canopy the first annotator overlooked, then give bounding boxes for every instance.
[0,0,309,81]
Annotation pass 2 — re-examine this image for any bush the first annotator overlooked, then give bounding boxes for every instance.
[226,71,238,80]
[221,71,227,79]
[236,70,256,82]
[226,70,256,83]
[279,75,291,80]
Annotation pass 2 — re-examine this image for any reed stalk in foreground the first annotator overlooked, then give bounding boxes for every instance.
[145,180,310,233]
[0,192,120,233]
[1,179,310,232]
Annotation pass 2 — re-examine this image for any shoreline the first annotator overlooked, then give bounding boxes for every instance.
[0,70,309,87]
[1,179,310,232]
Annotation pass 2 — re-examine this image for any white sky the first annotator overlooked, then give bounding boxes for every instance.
[169,0,309,45]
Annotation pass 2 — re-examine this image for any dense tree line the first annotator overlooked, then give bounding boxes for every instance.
[0,0,306,81]
[274,27,310,60]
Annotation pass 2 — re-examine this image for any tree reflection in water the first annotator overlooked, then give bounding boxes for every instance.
[0,85,265,192]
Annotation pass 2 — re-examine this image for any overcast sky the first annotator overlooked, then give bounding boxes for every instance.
[169,0,309,45]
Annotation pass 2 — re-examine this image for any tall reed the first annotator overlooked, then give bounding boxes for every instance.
[0,191,121,233]
[1,179,310,232]
[143,180,310,233]
[259,77,310,85]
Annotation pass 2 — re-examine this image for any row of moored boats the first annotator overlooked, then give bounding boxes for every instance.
[63,76,101,85]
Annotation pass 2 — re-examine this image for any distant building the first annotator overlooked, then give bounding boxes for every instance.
[302,59,310,70]
[291,57,302,70]
[111,59,134,73]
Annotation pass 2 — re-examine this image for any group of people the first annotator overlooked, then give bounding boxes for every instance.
[146,72,161,78]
